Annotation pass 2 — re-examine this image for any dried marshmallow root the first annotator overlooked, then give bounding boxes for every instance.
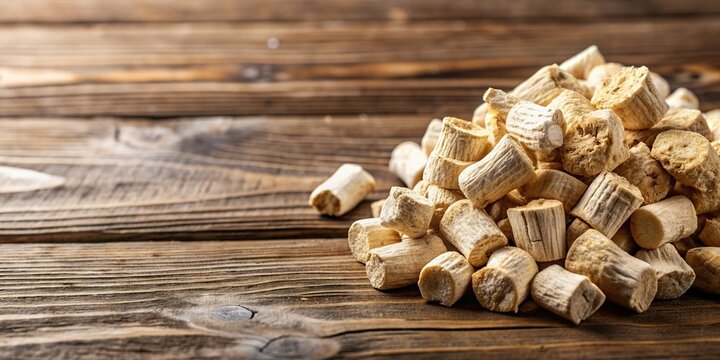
[505,101,565,153]
[698,216,720,247]
[650,72,671,100]
[611,223,637,254]
[585,62,624,91]
[472,246,539,313]
[685,247,720,295]
[566,229,657,313]
[613,143,672,204]
[423,152,474,190]
[676,184,720,215]
[567,218,593,247]
[366,234,447,290]
[636,244,695,300]
[380,186,434,238]
[547,89,595,127]
[507,199,567,262]
[439,200,508,267]
[673,237,704,257]
[531,265,605,324]
[434,117,490,162]
[511,64,590,106]
[560,45,606,80]
[591,66,668,130]
[348,218,401,263]
[459,135,536,208]
[471,103,488,126]
[484,112,508,147]
[519,169,588,212]
[370,199,385,218]
[425,184,465,229]
[651,130,720,193]
[625,109,713,147]
[389,142,426,188]
[666,87,700,110]
[497,218,514,242]
[707,109,720,140]
[309,163,376,216]
[630,196,698,249]
[421,119,443,156]
[483,88,521,122]
[560,109,629,177]
[571,171,644,238]
[418,251,474,307]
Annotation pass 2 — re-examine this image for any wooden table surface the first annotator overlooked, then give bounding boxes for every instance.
[1,1,719,358]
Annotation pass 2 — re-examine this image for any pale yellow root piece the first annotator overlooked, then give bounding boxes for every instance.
[309,163,376,216]
[676,184,720,215]
[636,244,695,300]
[485,194,525,222]
[472,103,488,126]
[483,88,521,122]
[472,246,539,313]
[389,142,426,188]
[423,151,474,190]
[439,200,508,267]
[585,62,624,92]
[571,171,644,238]
[459,135,536,208]
[686,247,720,295]
[625,109,713,147]
[560,109,629,177]
[421,118,443,156]
[591,66,668,130]
[547,89,595,127]
[565,229,658,313]
[366,234,447,290]
[348,218,401,263]
[569,218,636,253]
[505,101,565,153]
[666,87,700,110]
[370,199,385,218]
[566,218,593,248]
[519,169,588,212]
[434,117,491,162]
[418,251,474,307]
[380,186,434,238]
[560,45,606,80]
[698,216,720,247]
[484,112,508,147]
[507,199,566,262]
[613,142,672,204]
[706,109,720,141]
[531,265,605,324]
[651,130,720,193]
[510,64,590,106]
[650,72,671,99]
[425,184,465,229]
[630,196,698,249]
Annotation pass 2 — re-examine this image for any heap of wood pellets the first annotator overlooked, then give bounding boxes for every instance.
[309,45,720,324]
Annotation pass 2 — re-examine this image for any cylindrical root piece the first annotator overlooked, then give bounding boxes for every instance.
[507,199,566,262]
[547,89,595,127]
[348,218,401,263]
[630,196,698,249]
[531,265,605,324]
[510,64,589,106]
[425,184,465,229]
[422,151,473,190]
[610,223,637,254]
[625,109,713,147]
[459,135,536,208]
[421,118,443,156]
[650,72,670,99]
[685,247,720,295]
[676,184,720,215]
[613,143,672,204]
[707,110,720,140]
[380,186,434,238]
[560,45,606,80]
[309,163,376,216]
[636,244,695,300]
[585,62,624,91]
[565,229,657,313]
[560,109,629,177]
[567,218,593,248]
[571,171,644,238]
[651,130,720,193]
[439,200,508,267]
[666,87,699,110]
[483,88,521,122]
[370,199,385,218]
[433,117,490,162]
[366,234,447,290]
[418,251,474,307]
[389,142,426,188]
[472,247,539,313]
[484,112,508,147]
[592,66,668,130]
[519,169,588,212]
[505,101,565,153]
[698,217,720,247]
[472,103,488,126]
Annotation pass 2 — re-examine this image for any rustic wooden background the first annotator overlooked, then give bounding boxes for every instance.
[0,1,719,358]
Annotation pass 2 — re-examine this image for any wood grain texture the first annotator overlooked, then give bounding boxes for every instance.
[0,239,718,359]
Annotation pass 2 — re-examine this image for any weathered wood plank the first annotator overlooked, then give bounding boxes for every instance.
[0,20,716,116]
[0,0,718,23]
[0,239,718,359]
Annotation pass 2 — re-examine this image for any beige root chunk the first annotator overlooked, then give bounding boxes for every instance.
[418,251,474,306]
[676,184,720,215]
[591,66,668,130]
[570,219,636,254]
[630,196,698,249]
[636,244,695,300]
[567,218,593,248]
[366,234,447,290]
[423,152,473,190]
[585,62,624,91]
[471,103,488,126]
[613,143,672,204]
[380,186,434,238]
[685,247,720,295]
[531,265,605,324]
[625,109,713,147]
[439,200,508,267]
[484,112,508,147]
[699,216,720,247]
[706,109,720,141]
[472,246,539,313]
[459,135,536,208]
[389,142,426,188]
[571,171,644,238]
[348,218,401,263]
[565,229,657,312]
[560,109,629,177]
[560,45,606,80]
[505,101,565,153]
[425,184,465,229]
[497,218,514,243]
[309,163,376,216]
[507,199,566,262]
[412,179,432,195]
[519,169,588,212]
[483,88,521,122]
[433,117,491,162]
[714,140,720,156]
[651,130,720,192]
[650,72,670,99]
[421,118,443,156]
[673,237,704,257]
[666,87,700,110]
[485,194,525,222]
[370,199,385,218]
[511,64,590,106]
[547,89,595,127]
